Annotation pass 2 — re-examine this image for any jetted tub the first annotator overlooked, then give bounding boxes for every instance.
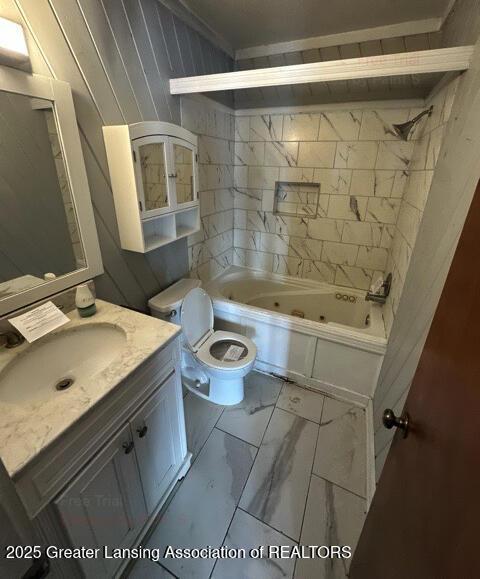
[205,266,387,402]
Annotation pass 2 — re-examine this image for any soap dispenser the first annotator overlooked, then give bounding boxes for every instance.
[75,284,96,317]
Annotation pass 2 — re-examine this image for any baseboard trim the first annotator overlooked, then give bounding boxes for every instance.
[365,400,376,509]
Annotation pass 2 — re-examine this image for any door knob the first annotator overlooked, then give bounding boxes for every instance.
[383,409,410,438]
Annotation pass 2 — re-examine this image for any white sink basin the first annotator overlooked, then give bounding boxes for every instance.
[0,324,127,404]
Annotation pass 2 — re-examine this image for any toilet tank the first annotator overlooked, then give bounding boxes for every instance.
[148,278,201,324]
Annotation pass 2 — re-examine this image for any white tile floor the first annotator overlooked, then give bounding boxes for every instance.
[127,372,367,579]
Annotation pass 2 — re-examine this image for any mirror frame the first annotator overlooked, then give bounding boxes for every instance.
[0,65,103,316]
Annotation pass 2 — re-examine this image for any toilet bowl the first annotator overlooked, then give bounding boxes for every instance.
[148,281,256,405]
[180,288,256,405]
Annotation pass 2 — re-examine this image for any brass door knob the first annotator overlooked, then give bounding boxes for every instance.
[383,409,409,438]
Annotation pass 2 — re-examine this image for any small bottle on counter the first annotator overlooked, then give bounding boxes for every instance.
[75,284,97,317]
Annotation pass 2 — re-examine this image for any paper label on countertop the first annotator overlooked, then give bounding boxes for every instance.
[223,344,245,361]
[8,301,70,343]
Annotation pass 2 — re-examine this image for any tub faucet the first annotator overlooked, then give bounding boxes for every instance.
[0,330,25,349]
[365,273,392,305]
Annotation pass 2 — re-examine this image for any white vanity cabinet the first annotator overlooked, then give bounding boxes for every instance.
[17,337,191,578]
[103,122,200,253]
[53,374,183,577]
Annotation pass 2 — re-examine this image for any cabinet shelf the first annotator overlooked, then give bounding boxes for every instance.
[176,226,198,239]
[144,234,177,252]
[103,121,200,253]
[140,206,200,251]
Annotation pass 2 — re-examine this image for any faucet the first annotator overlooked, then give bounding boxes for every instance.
[0,330,25,349]
[365,273,392,305]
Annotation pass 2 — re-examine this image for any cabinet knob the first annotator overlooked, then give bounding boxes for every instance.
[137,425,148,438]
[122,440,134,454]
[168,172,177,179]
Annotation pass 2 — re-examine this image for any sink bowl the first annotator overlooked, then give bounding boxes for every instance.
[0,324,127,404]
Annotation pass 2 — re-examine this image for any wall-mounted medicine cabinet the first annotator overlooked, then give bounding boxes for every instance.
[103,121,200,253]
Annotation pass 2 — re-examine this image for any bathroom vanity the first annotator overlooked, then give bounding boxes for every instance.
[0,62,193,578]
[0,300,190,578]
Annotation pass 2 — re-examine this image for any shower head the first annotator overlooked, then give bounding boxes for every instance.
[392,106,434,141]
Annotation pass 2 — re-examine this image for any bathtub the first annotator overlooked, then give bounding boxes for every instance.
[205,266,387,402]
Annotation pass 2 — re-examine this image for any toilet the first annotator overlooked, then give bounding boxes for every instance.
[149,280,256,405]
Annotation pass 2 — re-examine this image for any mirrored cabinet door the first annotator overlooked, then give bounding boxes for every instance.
[133,137,171,217]
[171,138,196,207]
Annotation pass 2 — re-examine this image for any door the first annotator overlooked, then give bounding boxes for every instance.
[130,373,183,514]
[350,180,480,579]
[54,423,148,577]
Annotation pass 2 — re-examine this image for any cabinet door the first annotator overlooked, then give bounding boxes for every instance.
[130,373,184,514]
[54,423,147,578]
[133,136,172,218]
[170,136,198,209]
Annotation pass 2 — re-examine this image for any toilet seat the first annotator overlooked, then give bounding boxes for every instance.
[181,288,256,370]
[196,330,256,370]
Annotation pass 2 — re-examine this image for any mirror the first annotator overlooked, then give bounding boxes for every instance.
[139,140,169,212]
[173,143,194,205]
[0,93,85,299]
[0,66,102,315]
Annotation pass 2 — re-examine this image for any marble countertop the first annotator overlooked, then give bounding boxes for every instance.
[0,300,181,477]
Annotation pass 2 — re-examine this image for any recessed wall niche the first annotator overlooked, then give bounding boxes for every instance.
[273,181,321,218]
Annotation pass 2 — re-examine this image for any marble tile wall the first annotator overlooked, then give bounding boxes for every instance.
[232,106,422,291]
[382,77,460,333]
[183,90,458,325]
[182,96,236,281]
[373,21,480,478]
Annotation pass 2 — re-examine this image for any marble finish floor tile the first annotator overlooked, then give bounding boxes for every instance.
[313,398,366,498]
[216,372,283,446]
[212,508,297,579]
[240,408,318,540]
[146,428,256,579]
[183,392,224,460]
[127,559,175,578]
[276,383,325,423]
[294,475,366,579]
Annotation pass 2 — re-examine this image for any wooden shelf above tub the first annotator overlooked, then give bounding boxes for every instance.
[169,46,474,95]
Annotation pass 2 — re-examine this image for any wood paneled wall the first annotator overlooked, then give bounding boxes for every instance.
[373,0,480,479]
[1,0,232,310]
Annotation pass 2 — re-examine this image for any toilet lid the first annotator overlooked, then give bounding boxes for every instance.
[181,288,214,351]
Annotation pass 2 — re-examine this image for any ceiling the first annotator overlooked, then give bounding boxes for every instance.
[181,0,452,50]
